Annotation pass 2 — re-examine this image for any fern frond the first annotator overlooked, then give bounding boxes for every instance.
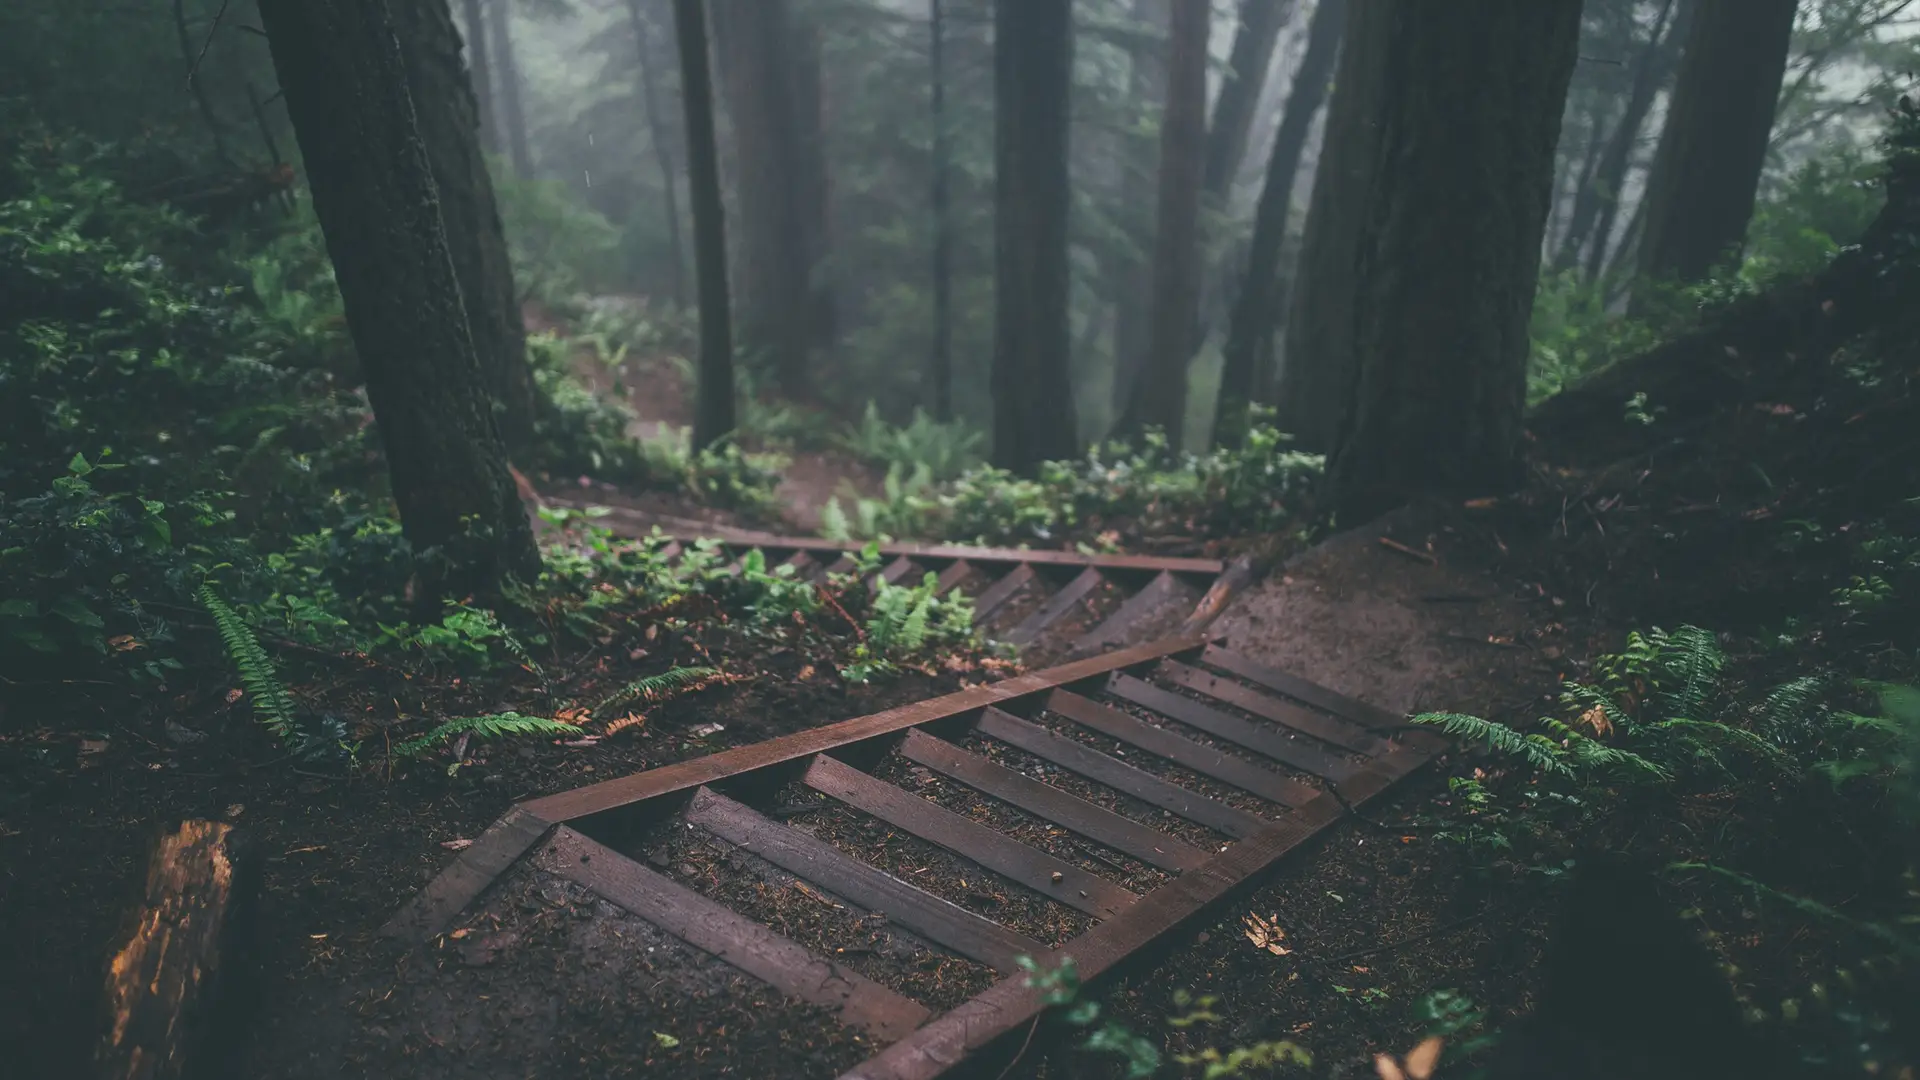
[593,665,723,714]
[199,583,297,741]
[820,497,852,542]
[478,608,543,679]
[1412,712,1574,776]
[1649,718,1797,771]
[1655,625,1725,719]
[1541,718,1673,782]
[1758,676,1825,734]
[393,712,582,758]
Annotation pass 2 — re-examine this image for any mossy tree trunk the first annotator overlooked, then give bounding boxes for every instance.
[991,0,1077,474]
[393,0,542,459]
[1313,0,1583,522]
[259,0,540,602]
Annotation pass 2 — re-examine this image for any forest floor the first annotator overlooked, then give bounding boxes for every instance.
[4,291,1912,1079]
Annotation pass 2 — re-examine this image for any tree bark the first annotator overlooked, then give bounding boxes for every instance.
[1218,0,1346,448]
[1632,0,1797,303]
[97,821,256,1080]
[1109,0,1169,421]
[1117,0,1210,446]
[791,15,837,353]
[929,0,953,421]
[627,0,687,310]
[673,0,735,450]
[259,0,541,600]
[393,0,541,458]
[487,0,535,176]
[1318,0,1583,523]
[1201,0,1294,208]
[458,0,500,156]
[991,0,1077,474]
[709,0,816,397]
[1552,0,1685,277]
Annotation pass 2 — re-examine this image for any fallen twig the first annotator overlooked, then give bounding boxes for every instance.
[1376,537,1437,565]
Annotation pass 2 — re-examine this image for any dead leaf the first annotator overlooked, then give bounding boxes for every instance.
[224,803,245,820]
[1578,705,1613,739]
[1241,913,1291,955]
[797,664,817,680]
[605,712,647,737]
[1462,497,1500,510]
[792,881,841,909]
[107,635,142,652]
[689,722,725,738]
[225,687,244,704]
[555,706,591,724]
[1405,1036,1444,1079]
[442,838,475,851]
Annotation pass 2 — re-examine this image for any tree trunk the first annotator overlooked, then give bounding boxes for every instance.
[991,0,1077,474]
[1218,0,1346,449]
[1633,0,1797,303]
[628,0,687,310]
[929,0,953,421]
[1201,0,1293,208]
[458,0,500,156]
[1109,0,1169,421]
[487,0,535,176]
[97,821,257,1080]
[791,16,837,353]
[1553,0,1684,277]
[1319,0,1583,523]
[393,0,541,458]
[673,0,735,451]
[1117,0,1209,446]
[259,0,541,600]
[709,0,816,397]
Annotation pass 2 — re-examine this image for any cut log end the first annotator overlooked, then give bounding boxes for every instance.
[98,819,254,1080]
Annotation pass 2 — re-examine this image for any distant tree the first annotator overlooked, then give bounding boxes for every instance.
[1117,0,1209,445]
[258,0,541,602]
[1633,0,1799,303]
[625,0,687,310]
[1202,0,1294,208]
[487,0,535,176]
[391,0,543,458]
[1217,0,1347,448]
[1302,0,1583,521]
[668,0,735,450]
[992,0,1077,474]
[1551,0,1688,278]
[929,0,954,421]
[1109,0,1169,420]
[457,0,500,155]
[709,0,824,398]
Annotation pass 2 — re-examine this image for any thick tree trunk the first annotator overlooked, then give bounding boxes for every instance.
[1117,0,1210,446]
[1553,0,1684,277]
[929,0,953,421]
[673,0,736,450]
[1201,0,1293,208]
[458,0,500,156]
[1218,0,1346,448]
[627,0,687,310]
[991,0,1077,474]
[1633,0,1797,303]
[792,16,837,353]
[97,821,256,1080]
[393,0,541,458]
[1319,0,1583,523]
[487,0,535,176]
[1109,0,1169,421]
[709,0,816,397]
[260,0,541,600]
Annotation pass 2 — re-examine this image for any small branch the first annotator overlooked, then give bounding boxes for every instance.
[1376,537,1437,565]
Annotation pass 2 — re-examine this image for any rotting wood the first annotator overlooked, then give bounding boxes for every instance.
[687,786,1046,972]
[98,819,256,1080]
[1044,689,1318,808]
[804,754,1137,917]
[536,826,931,1040]
[897,729,1210,873]
[975,707,1271,838]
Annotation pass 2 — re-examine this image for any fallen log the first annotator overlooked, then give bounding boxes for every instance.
[97,819,256,1080]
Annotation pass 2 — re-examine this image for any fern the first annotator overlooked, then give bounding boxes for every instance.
[593,665,722,713]
[1759,675,1827,734]
[393,712,582,759]
[199,583,298,742]
[1654,625,1725,719]
[1412,712,1574,776]
[1648,718,1797,772]
[820,496,852,542]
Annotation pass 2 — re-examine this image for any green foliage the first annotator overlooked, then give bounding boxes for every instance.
[392,712,584,761]
[841,570,974,684]
[837,402,986,482]
[198,583,296,742]
[1017,955,1163,1079]
[493,169,626,312]
[821,411,1322,546]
